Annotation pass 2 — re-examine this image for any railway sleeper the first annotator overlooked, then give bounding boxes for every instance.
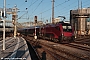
[40,41,90,60]
[41,44,83,60]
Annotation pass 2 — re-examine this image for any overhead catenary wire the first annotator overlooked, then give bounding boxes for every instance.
[33,0,71,21]
[56,0,90,16]
[18,0,90,22]
[30,0,44,16]
[18,0,39,20]
[39,0,90,21]
[54,0,78,17]
[18,0,70,21]
[33,0,71,17]
[27,0,39,9]
[17,0,28,20]
[55,0,90,21]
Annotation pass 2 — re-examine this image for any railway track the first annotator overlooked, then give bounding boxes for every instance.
[39,40,90,60]
[23,35,90,60]
[75,36,90,42]
[42,46,68,60]
[24,36,63,60]
[74,36,90,46]
[23,36,40,60]
[64,43,90,52]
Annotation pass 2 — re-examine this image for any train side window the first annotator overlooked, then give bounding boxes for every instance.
[63,26,72,32]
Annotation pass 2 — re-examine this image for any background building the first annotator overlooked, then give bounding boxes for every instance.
[54,18,60,23]
[70,7,90,35]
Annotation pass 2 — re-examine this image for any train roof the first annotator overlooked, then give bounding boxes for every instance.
[56,21,71,26]
[0,25,12,28]
[18,26,41,30]
[44,21,71,27]
[29,26,40,29]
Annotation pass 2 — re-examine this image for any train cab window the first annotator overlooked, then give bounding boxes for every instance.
[63,25,72,32]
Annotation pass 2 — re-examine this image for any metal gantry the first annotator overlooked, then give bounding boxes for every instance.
[0,1,21,50]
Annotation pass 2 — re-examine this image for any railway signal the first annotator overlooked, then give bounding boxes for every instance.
[12,5,18,38]
[25,0,27,2]
[0,11,7,18]
[12,14,16,25]
[0,11,3,17]
[34,16,37,23]
[34,16,37,39]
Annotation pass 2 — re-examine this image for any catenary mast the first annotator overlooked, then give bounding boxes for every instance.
[52,0,55,23]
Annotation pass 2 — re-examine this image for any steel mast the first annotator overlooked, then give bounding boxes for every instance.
[52,0,55,23]
[3,0,6,50]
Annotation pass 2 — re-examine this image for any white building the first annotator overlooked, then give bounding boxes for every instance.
[54,18,60,23]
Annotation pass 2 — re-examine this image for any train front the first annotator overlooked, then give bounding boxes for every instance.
[60,23,75,43]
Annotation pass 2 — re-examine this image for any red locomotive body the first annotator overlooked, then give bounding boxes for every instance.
[41,22,74,43]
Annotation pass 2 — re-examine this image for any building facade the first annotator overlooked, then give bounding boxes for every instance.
[70,8,90,35]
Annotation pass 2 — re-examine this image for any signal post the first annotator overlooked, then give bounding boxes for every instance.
[12,5,18,38]
[34,16,37,39]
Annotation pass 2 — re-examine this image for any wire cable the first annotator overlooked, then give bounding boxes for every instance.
[27,0,39,9]
[33,0,71,16]
[30,0,44,16]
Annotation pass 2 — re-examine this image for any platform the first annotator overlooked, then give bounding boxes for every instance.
[0,37,31,60]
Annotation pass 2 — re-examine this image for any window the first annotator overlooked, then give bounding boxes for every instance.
[63,25,72,32]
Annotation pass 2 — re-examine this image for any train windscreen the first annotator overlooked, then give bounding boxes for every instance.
[62,25,72,32]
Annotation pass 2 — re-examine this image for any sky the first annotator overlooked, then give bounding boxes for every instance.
[0,0,90,23]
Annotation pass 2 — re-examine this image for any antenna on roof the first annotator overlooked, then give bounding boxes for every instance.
[58,16,66,22]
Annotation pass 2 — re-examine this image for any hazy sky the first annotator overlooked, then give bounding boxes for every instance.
[0,0,90,23]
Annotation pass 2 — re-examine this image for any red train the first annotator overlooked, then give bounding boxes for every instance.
[18,22,75,43]
[40,22,75,42]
